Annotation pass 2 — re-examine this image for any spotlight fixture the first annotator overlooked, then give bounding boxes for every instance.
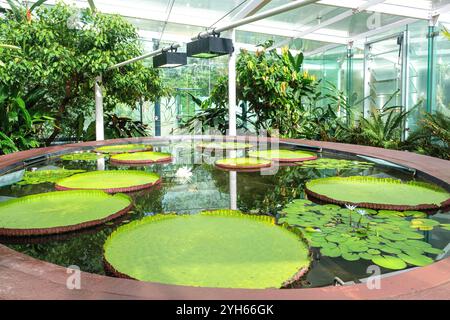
[153,46,187,68]
[187,33,234,59]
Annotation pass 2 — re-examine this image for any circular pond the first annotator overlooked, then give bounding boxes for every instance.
[0,137,449,292]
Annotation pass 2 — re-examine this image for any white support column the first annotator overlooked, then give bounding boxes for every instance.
[229,171,237,210]
[95,75,104,141]
[228,29,237,136]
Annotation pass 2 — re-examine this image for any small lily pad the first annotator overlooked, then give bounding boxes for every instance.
[372,256,407,270]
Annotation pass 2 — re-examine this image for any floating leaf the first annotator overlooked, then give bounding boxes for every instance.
[103,210,310,289]
[372,256,407,270]
[321,246,341,258]
[342,252,360,261]
[17,169,86,185]
[60,152,104,161]
[305,176,450,210]
[398,253,433,267]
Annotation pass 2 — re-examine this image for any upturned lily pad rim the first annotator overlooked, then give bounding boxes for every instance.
[94,144,153,154]
[248,149,318,163]
[0,191,132,237]
[214,157,272,171]
[110,151,172,165]
[305,176,450,214]
[103,210,312,289]
[55,170,162,193]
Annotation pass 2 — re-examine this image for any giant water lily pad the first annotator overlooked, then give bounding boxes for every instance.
[0,191,132,236]
[103,210,310,289]
[215,157,272,171]
[248,149,317,162]
[278,199,444,270]
[299,158,374,170]
[94,144,153,154]
[17,169,86,185]
[110,151,172,165]
[197,142,253,151]
[60,152,105,161]
[55,170,161,193]
[305,176,450,212]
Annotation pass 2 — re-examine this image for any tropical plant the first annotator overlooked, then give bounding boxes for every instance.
[179,92,252,134]
[0,2,166,147]
[0,85,54,154]
[82,113,151,141]
[182,41,320,137]
[404,112,450,159]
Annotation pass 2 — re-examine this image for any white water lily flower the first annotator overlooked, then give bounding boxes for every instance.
[357,209,367,216]
[345,204,357,211]
[175,167,193,184]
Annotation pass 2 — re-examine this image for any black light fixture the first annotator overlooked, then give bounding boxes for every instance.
[187,33,234,59]
[153,46,187,68]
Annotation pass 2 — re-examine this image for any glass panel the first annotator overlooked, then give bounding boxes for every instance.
[364,35,403,114]
[435,22,450,114]
[406,21,428,132]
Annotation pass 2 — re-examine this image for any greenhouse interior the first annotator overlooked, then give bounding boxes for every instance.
[0,0,449,301]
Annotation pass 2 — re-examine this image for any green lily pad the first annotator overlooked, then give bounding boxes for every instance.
[248,149,317,162]
[197,142,253,150]
[372,256,407,270]
[398,253,433,267]
[215,157,272,170]
[299,158,374,170]
[17,169,86,185]
[103,210,310,289]
[110,151,172,164]
[0,190,131,235]
[60,152,104,161]
[321,246,341,258]
[94,144,153,154]
[359,253,376,260]
[55,170,161,193]
[342,252,360,261]
[305,176,450,210]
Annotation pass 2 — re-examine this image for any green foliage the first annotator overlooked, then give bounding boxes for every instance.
[0,2,166,148]
[82,113,152,141]
[0,85,54,154]
[403,112,450,160]
[279,200,444,270]
[183,43,320,136]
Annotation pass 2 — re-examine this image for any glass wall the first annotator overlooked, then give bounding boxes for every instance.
[303,19,450,135]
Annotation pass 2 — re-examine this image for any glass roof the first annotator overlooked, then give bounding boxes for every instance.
[18,0,450,54]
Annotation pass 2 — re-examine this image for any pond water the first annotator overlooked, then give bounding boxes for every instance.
[0,139,448,288]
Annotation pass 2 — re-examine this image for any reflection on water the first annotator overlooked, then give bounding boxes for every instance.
[0,140,448,288]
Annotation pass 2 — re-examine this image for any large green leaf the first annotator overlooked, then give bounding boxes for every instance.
[103,210,311,289]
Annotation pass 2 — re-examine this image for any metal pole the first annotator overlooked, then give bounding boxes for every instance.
[401,27,410,140]
[197,0,319,38]
[95,75,104,141]
[346,41,354,123]
[155,99,161,136]
[426,17,438,114]
[228,29,237,136]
